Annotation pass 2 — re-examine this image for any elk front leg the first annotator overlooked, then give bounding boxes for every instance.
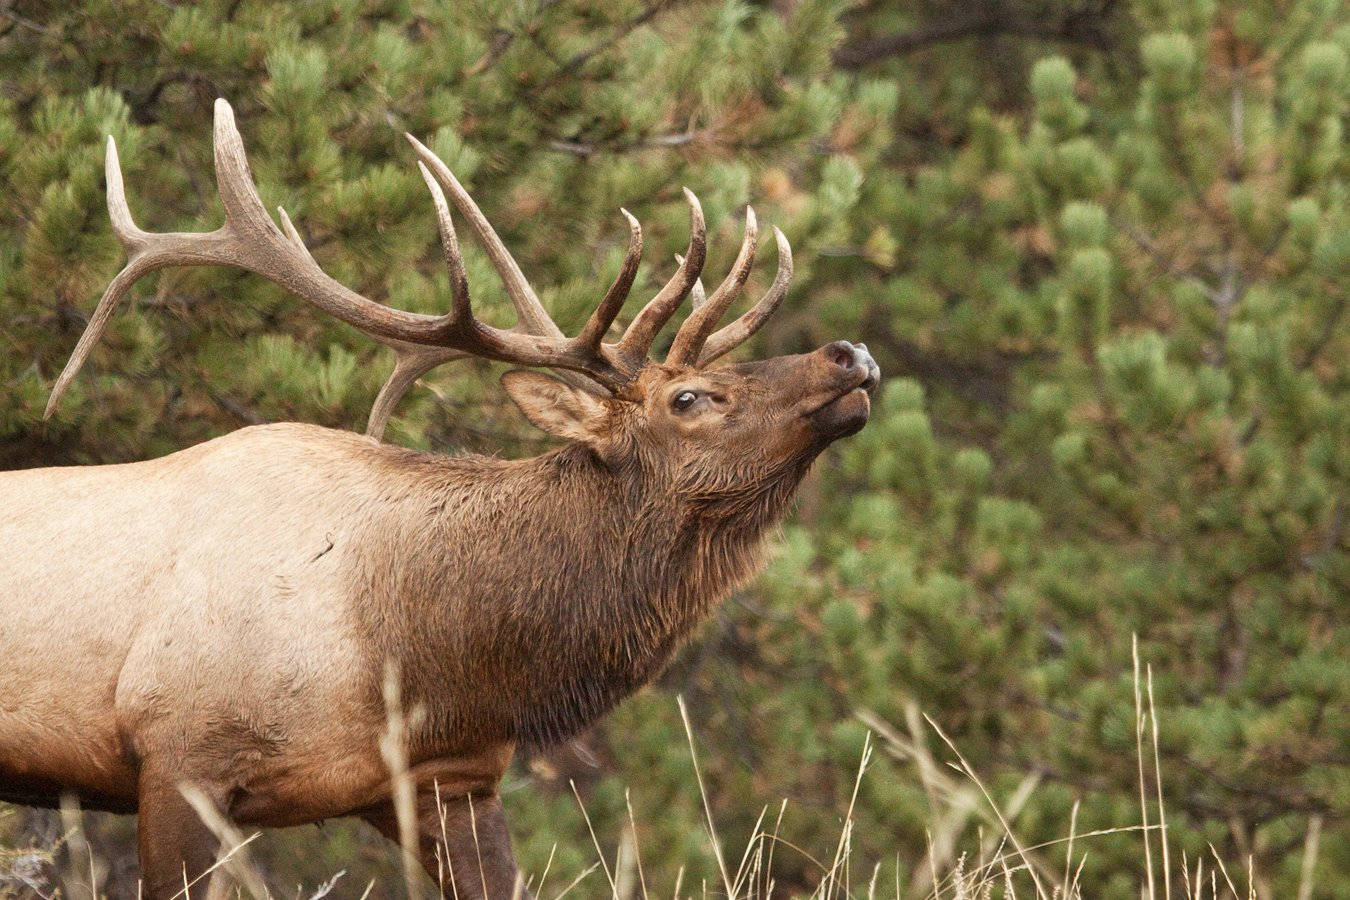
[136,766,223,900]
[363,789,526,899]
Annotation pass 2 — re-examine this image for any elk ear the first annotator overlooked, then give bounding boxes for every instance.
[501,370,611,444]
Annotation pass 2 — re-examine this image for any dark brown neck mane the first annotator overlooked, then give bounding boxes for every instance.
[348,442,812,754]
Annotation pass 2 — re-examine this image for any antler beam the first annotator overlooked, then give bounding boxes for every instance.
[47,99,794,440]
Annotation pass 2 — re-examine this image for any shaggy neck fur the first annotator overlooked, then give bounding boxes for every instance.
[348,441,813,755]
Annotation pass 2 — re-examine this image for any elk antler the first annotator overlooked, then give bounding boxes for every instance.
[47,99,793,439]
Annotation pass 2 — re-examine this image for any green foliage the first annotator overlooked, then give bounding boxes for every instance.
[1,0,1345,897]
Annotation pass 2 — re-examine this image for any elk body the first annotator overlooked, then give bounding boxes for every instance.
[0,100,878,898]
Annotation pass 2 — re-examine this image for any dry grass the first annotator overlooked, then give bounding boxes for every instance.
[0,637,1322,899]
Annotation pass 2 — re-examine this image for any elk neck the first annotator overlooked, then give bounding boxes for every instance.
[348,440,812,755]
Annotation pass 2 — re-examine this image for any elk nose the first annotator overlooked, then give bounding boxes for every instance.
[825,340,859,372]
[824,340,881,391]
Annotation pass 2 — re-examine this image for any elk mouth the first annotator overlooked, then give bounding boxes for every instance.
[804,377,876,438]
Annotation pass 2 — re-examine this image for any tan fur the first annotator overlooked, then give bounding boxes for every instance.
[0,343,878,897]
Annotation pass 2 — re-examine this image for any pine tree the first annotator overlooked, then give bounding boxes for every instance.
[654,1,1346,896]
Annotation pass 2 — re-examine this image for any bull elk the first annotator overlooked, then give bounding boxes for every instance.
[0,99,879,898]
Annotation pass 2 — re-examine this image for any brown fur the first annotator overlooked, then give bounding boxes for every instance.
[0,343,878,897]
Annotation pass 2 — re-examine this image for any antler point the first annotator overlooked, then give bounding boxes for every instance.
[104,136,121,177]
[405,133,438,163]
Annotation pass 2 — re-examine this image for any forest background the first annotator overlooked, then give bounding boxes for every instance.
[0,0,1345,897]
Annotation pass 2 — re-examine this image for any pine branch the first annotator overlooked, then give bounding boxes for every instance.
[1297,291,1346,371]
[546,129,704,156]
[538,0,673,88]
[464,28,517,76]
[207,390,270,426]
[834,2,1118,69]
[0,3,50,35]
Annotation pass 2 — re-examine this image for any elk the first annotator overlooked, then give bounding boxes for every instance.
[0,99,879,898]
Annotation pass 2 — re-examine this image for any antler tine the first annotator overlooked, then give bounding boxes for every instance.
[104,135,146,249]
[212,99,282,237]
[275,206,315,262]
[410,153,607,396]
[404,133,563,340]
[674,254,708,308]
[46,99,459,420]
[665,206,758,366]
[696,226,792,366]
[366,342,469,438]
[394,163,639,389]
[574,209,642,352]
[415,161,472,323]
[282,198,468,439]
[615,188,706,362]
[370,160,623,434]
[44,252,162,419]
[349,165,477,439]
[43,138,158,418]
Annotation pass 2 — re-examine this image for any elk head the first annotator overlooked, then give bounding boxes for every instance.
[45,100,879,484]
[502,339,878,505]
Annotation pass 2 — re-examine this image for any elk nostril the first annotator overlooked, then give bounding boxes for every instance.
[826,341,855,370]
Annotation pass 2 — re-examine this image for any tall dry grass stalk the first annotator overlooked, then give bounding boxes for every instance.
[1134,634,1158,900]
[380,659,426,899]
[58,793,103,899]
[175,784,269,899]
[2,639,1323,899]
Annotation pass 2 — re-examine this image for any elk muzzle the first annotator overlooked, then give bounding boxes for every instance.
[804,340,880,439]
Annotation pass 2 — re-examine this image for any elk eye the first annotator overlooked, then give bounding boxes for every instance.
[672,390,699,411]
